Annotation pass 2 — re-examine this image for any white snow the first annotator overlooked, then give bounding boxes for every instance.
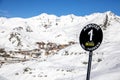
[0,11,120,80]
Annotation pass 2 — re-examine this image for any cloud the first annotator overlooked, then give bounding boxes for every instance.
[0,10,10,17]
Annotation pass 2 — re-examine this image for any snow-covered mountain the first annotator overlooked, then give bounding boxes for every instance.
[1,11,120,51]
[0,11,120,80]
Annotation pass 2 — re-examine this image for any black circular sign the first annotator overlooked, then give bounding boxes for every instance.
[79,23,103,51]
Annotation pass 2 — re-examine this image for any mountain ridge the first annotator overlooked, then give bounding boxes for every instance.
[0,11,120,51]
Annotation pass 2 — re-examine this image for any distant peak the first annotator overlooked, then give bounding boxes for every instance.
[40,13,49,16]
[105,11,115,16]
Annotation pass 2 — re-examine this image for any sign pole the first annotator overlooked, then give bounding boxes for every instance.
[86,51,93,80]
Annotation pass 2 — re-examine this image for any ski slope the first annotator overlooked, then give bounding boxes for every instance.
[0,11,120,80]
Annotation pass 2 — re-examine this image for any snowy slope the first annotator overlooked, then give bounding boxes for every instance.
[0,11,116,51]
[0,43,120,80]
[0,11,120,80]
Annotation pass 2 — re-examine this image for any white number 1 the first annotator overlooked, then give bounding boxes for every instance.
[88,29,93,41]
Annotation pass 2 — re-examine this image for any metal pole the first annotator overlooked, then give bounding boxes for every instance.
[86,51,93,80]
